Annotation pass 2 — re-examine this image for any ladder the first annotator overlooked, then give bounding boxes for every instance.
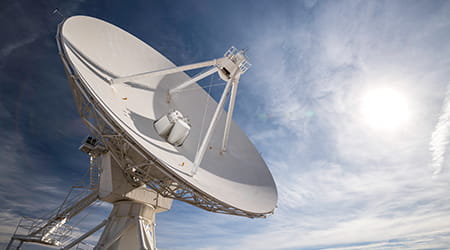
[89,155,100,190]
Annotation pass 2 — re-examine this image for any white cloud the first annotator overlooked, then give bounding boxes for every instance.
[2,1,450,249]
[430,84,450,175]
[228,1,450,249]
[0,33,39,58]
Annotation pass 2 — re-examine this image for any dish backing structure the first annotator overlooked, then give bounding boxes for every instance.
[7,16,277,250]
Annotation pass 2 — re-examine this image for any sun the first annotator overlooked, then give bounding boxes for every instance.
[360,87,410,130]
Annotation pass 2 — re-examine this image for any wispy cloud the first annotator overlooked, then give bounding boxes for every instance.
[2,1,450,249]
[227,1,450,249]
[430,84,450,175]
[0,33,39,59]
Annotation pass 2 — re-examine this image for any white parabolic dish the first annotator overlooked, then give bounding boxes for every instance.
[60,16,277,215]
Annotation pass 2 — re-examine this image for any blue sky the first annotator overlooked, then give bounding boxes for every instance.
[2,0,450,249]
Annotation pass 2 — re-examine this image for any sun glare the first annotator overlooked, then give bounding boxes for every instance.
[360,87,410,130]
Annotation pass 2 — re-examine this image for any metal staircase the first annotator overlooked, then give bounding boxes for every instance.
[7,136,104,249]
[7,188,98,249]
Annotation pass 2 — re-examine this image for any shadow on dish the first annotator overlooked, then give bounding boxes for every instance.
[123,81,157,92]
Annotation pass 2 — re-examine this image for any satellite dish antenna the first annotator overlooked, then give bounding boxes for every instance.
[7,16,277,249]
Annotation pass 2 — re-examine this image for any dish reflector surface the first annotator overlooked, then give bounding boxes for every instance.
[61,16,277,214]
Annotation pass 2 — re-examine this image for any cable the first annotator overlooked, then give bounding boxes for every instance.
[196,74,215,155]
